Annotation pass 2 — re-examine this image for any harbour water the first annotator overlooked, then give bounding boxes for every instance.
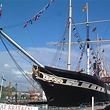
[0,102,109,110]
[32,104,106,110]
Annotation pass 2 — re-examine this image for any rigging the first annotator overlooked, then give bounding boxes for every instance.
[0,36,39,90]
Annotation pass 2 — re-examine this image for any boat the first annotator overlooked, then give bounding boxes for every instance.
[32,0,110,107]
[0,0,110,107]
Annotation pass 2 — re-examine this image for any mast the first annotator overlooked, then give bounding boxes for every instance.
[67,0,72,70]
[0,29,44,68]
[86,3,90,75]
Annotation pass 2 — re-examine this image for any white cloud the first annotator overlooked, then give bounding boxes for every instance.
[4,63,10,68]
[11,69,22,75]
[0,44,110,91]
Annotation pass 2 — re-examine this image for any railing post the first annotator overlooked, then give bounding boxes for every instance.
[92,96,94,110]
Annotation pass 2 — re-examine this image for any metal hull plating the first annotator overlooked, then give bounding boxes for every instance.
[32,66,110,107]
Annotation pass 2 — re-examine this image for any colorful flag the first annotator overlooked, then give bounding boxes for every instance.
[2,76,6,81]
[23,21,28,28]
[0,3,2,17]
[24,0,54,28]
[102,49,104,52]
[73,27,75,31]
[45,3,50,10]
[82,4,87,12]
[34,15,39,21]
[92,27,96,32]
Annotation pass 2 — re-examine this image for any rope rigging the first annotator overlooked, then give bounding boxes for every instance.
[51,17,87,69]
[72,20,86,71]
[84,26,109,77]
[24,0,55,28]
[51,18,69,67]
[1,22,24,29]
[0,36,39,90]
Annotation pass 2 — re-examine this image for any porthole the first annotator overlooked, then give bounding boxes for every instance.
[78,82,83,86]
[89,84,92,88]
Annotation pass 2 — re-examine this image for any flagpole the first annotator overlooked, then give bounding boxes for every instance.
[0,79,3,99]
[86,3,89,23]
[86,2,90,75]
[67,0,72,70]
[0,74,6,99]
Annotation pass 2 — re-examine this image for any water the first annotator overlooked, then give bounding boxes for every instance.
[0,103,105,110]
[34,104,88,110]
[33,104,106,110]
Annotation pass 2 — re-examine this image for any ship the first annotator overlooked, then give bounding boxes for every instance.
[31,0,110,107]
[32,0,110,107]
[0,0,110,107]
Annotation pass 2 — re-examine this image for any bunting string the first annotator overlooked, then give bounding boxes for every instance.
[72,22,98,71]
[0,3,2,17]
[92,27,96,32]
[24,0,54,28]
[89,44,104,75]
[72,24,83,49]
[77,43,86,71]
[71,22,87,70]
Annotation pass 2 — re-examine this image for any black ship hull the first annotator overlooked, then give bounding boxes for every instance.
[32,66,110,107]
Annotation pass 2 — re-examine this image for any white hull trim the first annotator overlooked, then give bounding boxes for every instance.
[34,71,110,94]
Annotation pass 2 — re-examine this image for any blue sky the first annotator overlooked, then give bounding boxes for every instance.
[0,0,110,47]
[0,0,110,91]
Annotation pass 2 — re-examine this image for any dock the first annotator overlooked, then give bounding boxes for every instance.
[0,102,110,110]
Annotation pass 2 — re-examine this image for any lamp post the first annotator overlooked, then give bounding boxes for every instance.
[0,74,6,99]
[15,83,17,104]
